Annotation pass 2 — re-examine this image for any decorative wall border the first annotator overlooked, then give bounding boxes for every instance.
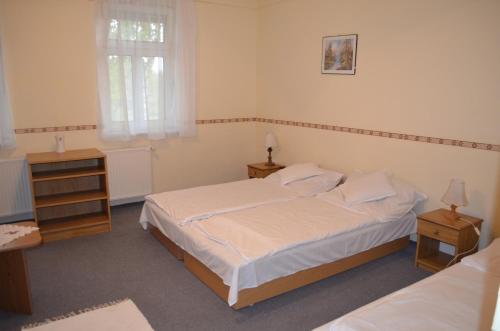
[15,125,96,134]
[254,118,500,153]
[195,117,256,124]
[14,117,500,153]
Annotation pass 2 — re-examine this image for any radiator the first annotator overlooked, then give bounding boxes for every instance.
[0,158,33,222]
[104,147,153,206]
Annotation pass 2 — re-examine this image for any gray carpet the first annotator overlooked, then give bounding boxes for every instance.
[0,203,430,331]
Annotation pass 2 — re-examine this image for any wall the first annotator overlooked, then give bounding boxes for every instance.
[0,0,258,193]
[257,0,500,245]
[1,0,499,243]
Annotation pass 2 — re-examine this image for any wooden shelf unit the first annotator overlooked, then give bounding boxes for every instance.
[27,148,112,242]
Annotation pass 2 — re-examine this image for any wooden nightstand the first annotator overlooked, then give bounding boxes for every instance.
[415,208,482,273]
[247,163,285,178]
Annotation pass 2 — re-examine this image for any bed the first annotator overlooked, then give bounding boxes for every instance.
[140,169,426,308]
[313,237,500,331]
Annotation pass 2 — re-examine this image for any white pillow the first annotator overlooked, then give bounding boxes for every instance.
[287,171,344,196]
[462,238,500,276]
[348,178,426,221]
[276,163,325,185]
[265,169,344,196]
[339,171,396,205]
[320,177,427,222]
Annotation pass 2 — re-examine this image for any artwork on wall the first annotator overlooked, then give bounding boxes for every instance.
[322,34,357,75]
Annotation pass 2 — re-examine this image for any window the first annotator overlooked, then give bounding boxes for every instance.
[0,34,15,149]
[96,0,196,140]
[106,18,166,127]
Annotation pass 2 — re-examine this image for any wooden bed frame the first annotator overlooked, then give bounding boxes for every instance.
[149,225,410,309]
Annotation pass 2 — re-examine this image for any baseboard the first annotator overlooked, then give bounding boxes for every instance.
[0,211,34,224]
[110,196,146,206]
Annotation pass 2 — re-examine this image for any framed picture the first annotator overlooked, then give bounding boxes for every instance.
[322,34,358,75]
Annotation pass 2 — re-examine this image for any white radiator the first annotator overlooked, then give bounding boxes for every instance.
[104,147,153,206]
[0,158,33,223]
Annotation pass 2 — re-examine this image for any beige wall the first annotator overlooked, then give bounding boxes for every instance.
[0,0,259,192]
[257,0,500,245]
[1,0,499,242]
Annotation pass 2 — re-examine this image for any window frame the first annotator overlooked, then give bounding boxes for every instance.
[105,12,169,135]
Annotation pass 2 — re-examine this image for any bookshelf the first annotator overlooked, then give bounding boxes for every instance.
[26,148,112,242]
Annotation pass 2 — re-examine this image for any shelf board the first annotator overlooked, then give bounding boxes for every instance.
[35,190,108,208]
[32,167,106,182]
[27,148,105,165]
[39,213,109,234]
[417,251,454,272]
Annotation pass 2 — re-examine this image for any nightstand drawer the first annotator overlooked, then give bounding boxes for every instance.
[418,220,459,245]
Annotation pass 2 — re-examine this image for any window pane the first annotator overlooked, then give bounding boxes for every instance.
[108,19,164,43]
[108,55,134,122]
[142,57,164,121]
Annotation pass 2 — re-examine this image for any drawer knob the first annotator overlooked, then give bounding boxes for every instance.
[434,230,440,235]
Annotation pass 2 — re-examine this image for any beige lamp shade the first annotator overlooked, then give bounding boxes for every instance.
[265,133,277,149]
[441,179,468,208]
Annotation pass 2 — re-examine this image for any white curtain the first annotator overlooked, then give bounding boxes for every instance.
[96,0,196,141]
[0,33,16,149]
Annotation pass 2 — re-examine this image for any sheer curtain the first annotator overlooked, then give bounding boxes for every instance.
[96,0,196,141]
[0,33,16,149]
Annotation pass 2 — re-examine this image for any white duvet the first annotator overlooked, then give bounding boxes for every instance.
[145,179,299,225]
[193,197,384,305]
[323,264,499,331]
[195,197,374,261]
[314,238,500,331]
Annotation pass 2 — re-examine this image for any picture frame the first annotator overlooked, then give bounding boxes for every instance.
[321,34,358,75]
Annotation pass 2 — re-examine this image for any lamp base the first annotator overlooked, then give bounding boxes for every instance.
[448,204,459,220]
[266,147,275,167]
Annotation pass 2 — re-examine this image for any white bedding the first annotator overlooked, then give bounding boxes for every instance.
[194,197,374,261]
[145,178,299,225]
[314,238,500,331]
[140,199,416,306]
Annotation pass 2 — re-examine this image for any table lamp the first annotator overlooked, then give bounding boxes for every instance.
[441,178,468,219]
[265,133,277,166]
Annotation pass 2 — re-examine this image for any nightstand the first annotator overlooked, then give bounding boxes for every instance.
[247,163,285,178]
[415,208,482,273]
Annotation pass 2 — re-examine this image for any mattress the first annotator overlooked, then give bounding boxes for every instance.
[314,238,500,331]
[140,200,416,305]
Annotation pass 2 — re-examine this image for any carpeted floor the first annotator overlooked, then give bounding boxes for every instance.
[0,203,430,331]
